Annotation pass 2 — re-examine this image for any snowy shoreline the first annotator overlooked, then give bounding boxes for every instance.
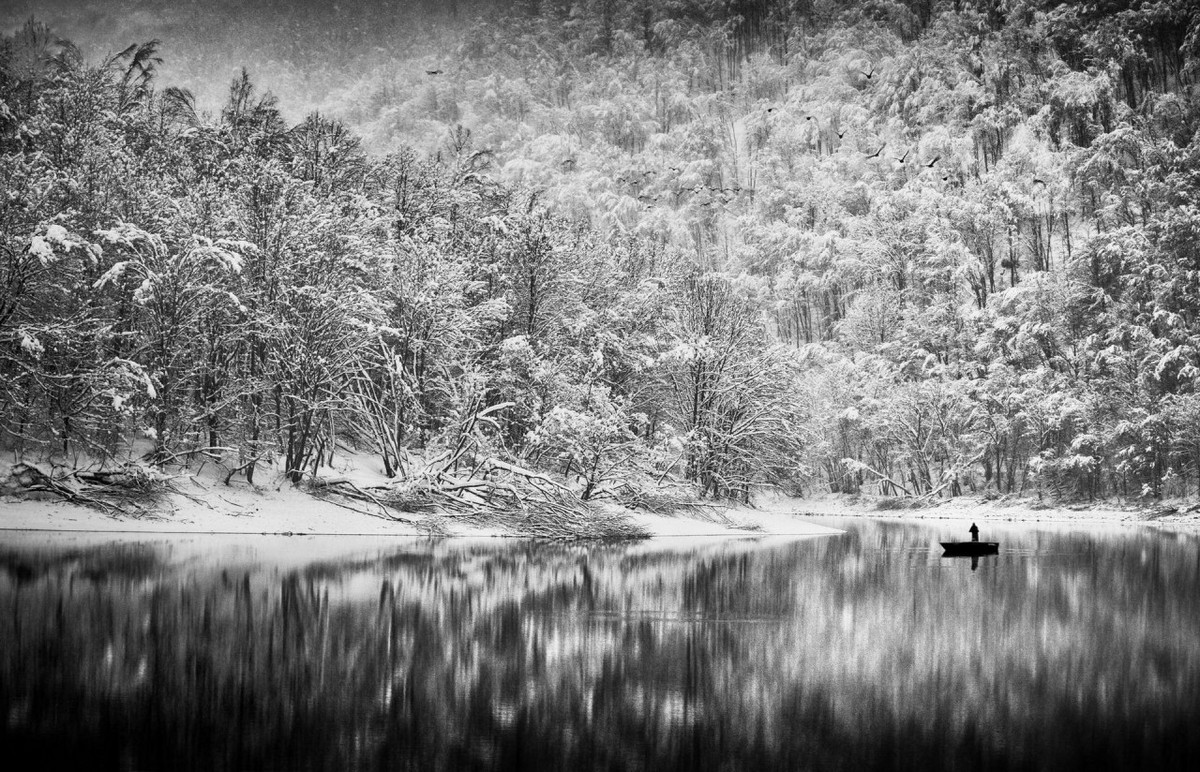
[5,478,1200,538]
[0,474,844,539]
[756,492,1200,530]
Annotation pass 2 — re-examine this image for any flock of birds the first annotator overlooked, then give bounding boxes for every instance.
[790,114,949,176]
[634,185,749,207]
[601,100,961,207]
[418,62,1012,209]
[596,119,956,211]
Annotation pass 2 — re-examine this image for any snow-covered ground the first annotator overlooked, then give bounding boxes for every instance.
[7,480,1200,537]
[0,471,843,538]
[750,491,1200,529]
[7,456,1197,539]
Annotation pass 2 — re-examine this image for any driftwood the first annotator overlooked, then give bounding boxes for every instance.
[297,401,647,537]
[303,451,648,539]
[5,462,170,518]
[305,475,417,523]
[147,446,234,465]
[606,480,732,523]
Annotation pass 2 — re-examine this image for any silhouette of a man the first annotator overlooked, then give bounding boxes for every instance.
[969,523,979,542]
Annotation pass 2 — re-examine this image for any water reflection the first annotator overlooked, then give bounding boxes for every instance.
[1,522,1198,770]
[942,554,994,571]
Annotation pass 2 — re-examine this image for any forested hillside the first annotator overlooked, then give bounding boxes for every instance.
[3,1,1199,504]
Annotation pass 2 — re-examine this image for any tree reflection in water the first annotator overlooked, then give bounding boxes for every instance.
[1,523,1198,770]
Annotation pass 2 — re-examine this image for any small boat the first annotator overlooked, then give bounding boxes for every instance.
[941,541,999,556]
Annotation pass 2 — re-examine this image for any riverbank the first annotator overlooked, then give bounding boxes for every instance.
[0,471,841,538]
[755,492,1200,529]
[8,460,1198,537]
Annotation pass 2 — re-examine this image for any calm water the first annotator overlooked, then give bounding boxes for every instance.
[1,518,1199,771]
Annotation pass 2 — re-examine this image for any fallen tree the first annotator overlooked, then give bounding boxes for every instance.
[303,453,649,539]
[2,461,174,518]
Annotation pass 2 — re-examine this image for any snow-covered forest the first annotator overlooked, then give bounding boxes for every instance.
[2,0,1199,505]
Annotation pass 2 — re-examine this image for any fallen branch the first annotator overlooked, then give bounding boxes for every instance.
[305,476,416,523]
[11,463,165,518]
[223,455,268,486]
[146,446,235,465]
[483,458,569,492]
[841,458,913,497]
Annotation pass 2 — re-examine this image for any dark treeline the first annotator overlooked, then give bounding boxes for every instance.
[3,1,1200,502]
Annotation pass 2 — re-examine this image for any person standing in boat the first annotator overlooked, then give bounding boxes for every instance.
[969,523,979,542]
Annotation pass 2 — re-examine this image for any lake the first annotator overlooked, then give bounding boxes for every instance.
[1,517,1198,770]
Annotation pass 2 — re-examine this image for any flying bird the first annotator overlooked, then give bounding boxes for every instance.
[866,143,887,159]
[1033,178,1047,186]
[860,66,875,80]
[924,156,940,168]
[836,129,848,139]
[895,149,911,164]
[425,69,443,75]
